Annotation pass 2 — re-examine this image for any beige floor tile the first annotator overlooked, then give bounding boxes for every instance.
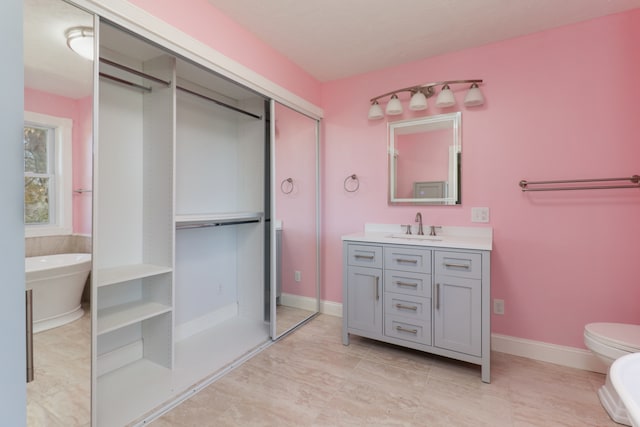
[27,303,621,427]
[154,314,621,426]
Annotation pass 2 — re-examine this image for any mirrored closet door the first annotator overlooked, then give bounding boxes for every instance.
[270,101,320,338]
[24,0,94,424]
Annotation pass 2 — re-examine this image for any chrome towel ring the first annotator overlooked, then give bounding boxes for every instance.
[344,174,360,193]
[280,177,294,194]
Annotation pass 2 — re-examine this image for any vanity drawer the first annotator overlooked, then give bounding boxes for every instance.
[347,244,383,268]
[385,315,431,345]
[384,270,431,298]
[385,293,431,322]
[435,251,481,279]
[384,247,431,273]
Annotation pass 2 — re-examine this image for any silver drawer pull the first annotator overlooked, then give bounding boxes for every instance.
[395,303,417,311]
[396,258,418,264]
[396,281,418,288]
[444,262,470,269]
[355,254,374,260]
[396,326,418,334]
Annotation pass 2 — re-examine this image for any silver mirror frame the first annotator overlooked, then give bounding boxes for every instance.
[388,112,461,205]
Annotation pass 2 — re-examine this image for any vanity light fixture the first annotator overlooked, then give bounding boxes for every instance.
[368,101,384,120]
[368,79,483,120]
[385,94,403,115]
[435,84,455,108]
[65,27,94,60]
[463,82,485,107]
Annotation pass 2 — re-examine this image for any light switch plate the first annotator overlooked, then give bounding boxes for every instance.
[471,207,490,223]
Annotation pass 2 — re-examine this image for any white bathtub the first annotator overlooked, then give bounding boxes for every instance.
[25,253,91,333]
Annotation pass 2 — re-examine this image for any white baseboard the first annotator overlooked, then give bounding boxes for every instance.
[321,300,343,317]
[280,293,344,318]
[280,293,317,312]
[491,333,607,374]
[318,301,607,374]
[175,303,238,342]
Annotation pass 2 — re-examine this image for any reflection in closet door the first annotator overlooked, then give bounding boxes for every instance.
[270,100,320,338]
[24,0,94,425]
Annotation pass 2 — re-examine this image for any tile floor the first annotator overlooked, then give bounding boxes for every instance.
[154,314,618,427]
[27,305,91,426]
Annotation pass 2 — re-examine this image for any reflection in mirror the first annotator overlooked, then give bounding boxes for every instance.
[271,101,320,338]
[24,0,93,424]
[389,112,461,205]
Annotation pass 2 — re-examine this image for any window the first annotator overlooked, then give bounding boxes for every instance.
[24,112,72,236]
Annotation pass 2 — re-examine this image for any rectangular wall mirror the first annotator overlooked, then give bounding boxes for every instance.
[388,112,461,205]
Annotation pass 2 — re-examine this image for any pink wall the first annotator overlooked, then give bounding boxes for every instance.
[274,103,318,299]
[24,88,92,235]
[127,0,321,106]
[321,10,640,349]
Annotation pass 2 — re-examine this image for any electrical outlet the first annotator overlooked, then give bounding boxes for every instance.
[294,271,301,282]
[471,207,490,223]
[493,299,505,315]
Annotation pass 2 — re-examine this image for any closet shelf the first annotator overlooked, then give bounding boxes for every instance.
[97,301,172,336]
[175,211,263,229]
[96,264,173,288]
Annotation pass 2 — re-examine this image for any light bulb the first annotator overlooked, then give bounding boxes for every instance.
[386,94,403,115]
[435,84,456,108]
[409,91,428,111]
[368,101,384,120]
[463,83,484,107]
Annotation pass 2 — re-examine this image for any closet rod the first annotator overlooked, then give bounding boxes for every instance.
[99,72,151,92]
[99,57,171,87]
[176,86,262,120]
[519,175,640,192]
[175,218,261,230]
[98,57,261,119]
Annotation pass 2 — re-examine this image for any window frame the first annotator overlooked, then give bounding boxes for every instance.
[24,111,73,237]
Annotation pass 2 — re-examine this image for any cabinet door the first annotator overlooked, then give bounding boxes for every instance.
[433,275,481,356]
[346,266,382,336]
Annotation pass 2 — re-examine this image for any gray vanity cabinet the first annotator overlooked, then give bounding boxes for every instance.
[433,251,482,357]
[344,245,383,338]
[343,240,491,383]
[383,247,432,346]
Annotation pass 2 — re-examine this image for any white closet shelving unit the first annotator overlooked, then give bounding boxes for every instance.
[172,57,269,388]
[93,22,270,426]
[93,21,177,424]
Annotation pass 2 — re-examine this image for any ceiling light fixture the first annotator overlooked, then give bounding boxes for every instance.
[368,79,484,120]
[65,26,94,60]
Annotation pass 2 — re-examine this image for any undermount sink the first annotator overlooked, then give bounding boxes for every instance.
[387,233,443,242]
[610,352,640,427]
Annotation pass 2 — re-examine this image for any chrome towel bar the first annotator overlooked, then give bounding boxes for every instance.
[519,175,640,192]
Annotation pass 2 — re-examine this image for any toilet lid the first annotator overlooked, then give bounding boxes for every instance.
[585,323,640,352]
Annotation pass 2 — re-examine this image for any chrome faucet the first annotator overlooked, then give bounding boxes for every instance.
[415,212,424,235]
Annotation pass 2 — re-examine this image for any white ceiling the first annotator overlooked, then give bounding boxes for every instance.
[206,0,640,82]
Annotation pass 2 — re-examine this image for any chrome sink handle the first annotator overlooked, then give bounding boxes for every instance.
[429,225,442,236]
[403,224,412,235]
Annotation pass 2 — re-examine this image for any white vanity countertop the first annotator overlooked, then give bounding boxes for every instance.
[342,223,493,251]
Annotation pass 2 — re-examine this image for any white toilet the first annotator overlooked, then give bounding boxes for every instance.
[584,323,640,426]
